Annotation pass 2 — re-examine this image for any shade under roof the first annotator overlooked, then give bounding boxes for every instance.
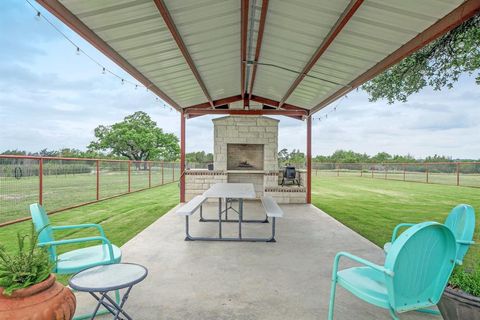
[39,0,479,114]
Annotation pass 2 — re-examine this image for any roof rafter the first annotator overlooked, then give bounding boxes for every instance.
[153,0,214,108]
[184,95,243,110]
[248,0,269,99]
[36,0,183,111]
[241,0,249,99]
[277,0,364,109]
[310,0,480,114]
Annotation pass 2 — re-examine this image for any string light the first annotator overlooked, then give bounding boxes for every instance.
[311,94,348,123]
[24,0,175,113]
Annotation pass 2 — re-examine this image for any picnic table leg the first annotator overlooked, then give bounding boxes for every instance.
[218,197,222,238]
[267,217,276,242]
[225,197,228,220]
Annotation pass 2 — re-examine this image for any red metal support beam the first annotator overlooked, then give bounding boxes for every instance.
[310,0,480,114]
[248,0,269,99]
[184,95,243,110]
[278,0,364,109]
[241,0,249,99]
[39,158,43,205]
[306,116,312,204]
[153,0,214,108]
[180,111,186,202]
[250,95,309,112]
[96,160,100,200]
[36,0,182,112]
[184,108,307,118]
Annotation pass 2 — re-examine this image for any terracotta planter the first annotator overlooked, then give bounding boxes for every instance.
[0,274,76,320]
[438,286,480,320]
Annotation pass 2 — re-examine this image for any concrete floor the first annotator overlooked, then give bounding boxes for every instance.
[74,202,435,320]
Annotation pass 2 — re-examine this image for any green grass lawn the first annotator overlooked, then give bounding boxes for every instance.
[311,175,480,267]
[0,182,179,284]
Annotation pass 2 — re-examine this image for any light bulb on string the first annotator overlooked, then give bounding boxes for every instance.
[35,11,41,21]
[121,79,125,85]
[135,85,138,90]
[76,47,80,55]
[102,67,106,74]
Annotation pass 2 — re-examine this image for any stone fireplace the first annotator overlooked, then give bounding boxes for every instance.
[227,144,264,171]
[184,115,306,203]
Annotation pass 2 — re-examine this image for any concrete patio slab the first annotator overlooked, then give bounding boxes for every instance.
[74,202,436,320]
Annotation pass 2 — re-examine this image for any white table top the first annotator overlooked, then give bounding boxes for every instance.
[203,183,256,199]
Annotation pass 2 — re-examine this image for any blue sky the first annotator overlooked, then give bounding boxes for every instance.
[1,1,479,159]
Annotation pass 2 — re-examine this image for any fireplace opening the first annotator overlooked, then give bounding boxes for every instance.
[227,144,264,170]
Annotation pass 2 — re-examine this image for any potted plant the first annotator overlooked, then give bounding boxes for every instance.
[438,250,480,320]
[0,225,76,319]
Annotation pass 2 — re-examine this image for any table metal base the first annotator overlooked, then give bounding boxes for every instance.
[90,287,133,320]
[198,198,269,223]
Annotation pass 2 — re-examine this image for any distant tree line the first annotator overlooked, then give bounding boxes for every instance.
[278,149,479,164]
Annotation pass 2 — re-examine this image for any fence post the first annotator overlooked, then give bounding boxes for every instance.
[96,160,100,200]
[337,164,339,177]
[39,158,43,205]
[360,164,363,177]
[371,166,374,178]
[148,162,152,188]
[403,164,406,181]
[384,165,387,180]
[128,161,131,193]
[172,163,175,181]
[161,161,164,185]
[456,162,460,186]
[426,163,429,183]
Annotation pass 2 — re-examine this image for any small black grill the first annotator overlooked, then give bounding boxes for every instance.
[282,166,300,186]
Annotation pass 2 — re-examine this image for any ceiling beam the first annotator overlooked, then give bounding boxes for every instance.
[153,0,214,108]
[184,95,243,110]
[250,95,309,112]
[310,0,480,114]
[277,0,364,109]
[36,0,183,112]
[248,0,269,99]
[241,0,249,99]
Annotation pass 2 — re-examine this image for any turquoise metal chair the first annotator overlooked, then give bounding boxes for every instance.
[384,204,475,265]
[328,222,457,320]
[30,203,122,319]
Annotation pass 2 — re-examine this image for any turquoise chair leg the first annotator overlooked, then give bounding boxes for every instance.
[415,308,441,315]
[389,308,400,320]
[328,276,338,320]
[72,289,121,320]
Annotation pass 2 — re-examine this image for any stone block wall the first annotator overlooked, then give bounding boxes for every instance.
[185,171,227,202]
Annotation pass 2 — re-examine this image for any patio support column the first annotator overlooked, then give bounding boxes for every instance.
[306,116,312,204]
[180,110,186,203]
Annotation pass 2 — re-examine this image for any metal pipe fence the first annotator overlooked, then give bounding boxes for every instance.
[0,155,180,226]
[308,162,480,188]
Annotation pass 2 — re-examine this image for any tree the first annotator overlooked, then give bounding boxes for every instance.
[88,111,179,164]
[362,14,480,103]
[185,151,213,163]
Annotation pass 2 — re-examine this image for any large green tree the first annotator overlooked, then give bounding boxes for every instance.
[362,14,479,103]
[88,111,179,162]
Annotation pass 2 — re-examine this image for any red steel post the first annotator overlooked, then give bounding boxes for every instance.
[39,158,43,205]
[180,111,186,202]
[306,116,312,204]
[96,160,100,200]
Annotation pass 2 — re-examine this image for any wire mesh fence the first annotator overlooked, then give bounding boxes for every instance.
[310,162,480,188]
[0,156,180,226]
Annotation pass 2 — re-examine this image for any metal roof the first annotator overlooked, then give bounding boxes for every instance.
[39,0,479,116]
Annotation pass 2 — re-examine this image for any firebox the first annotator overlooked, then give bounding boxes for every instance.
[227,144,264,170]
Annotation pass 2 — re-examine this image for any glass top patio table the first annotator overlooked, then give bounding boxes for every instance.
[69,263,148,292]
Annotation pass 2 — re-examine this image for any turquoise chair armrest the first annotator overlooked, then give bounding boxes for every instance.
[333,252,394,277]
[38,236,115,263]
[391,223,415,243]
[51,224,106,237]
